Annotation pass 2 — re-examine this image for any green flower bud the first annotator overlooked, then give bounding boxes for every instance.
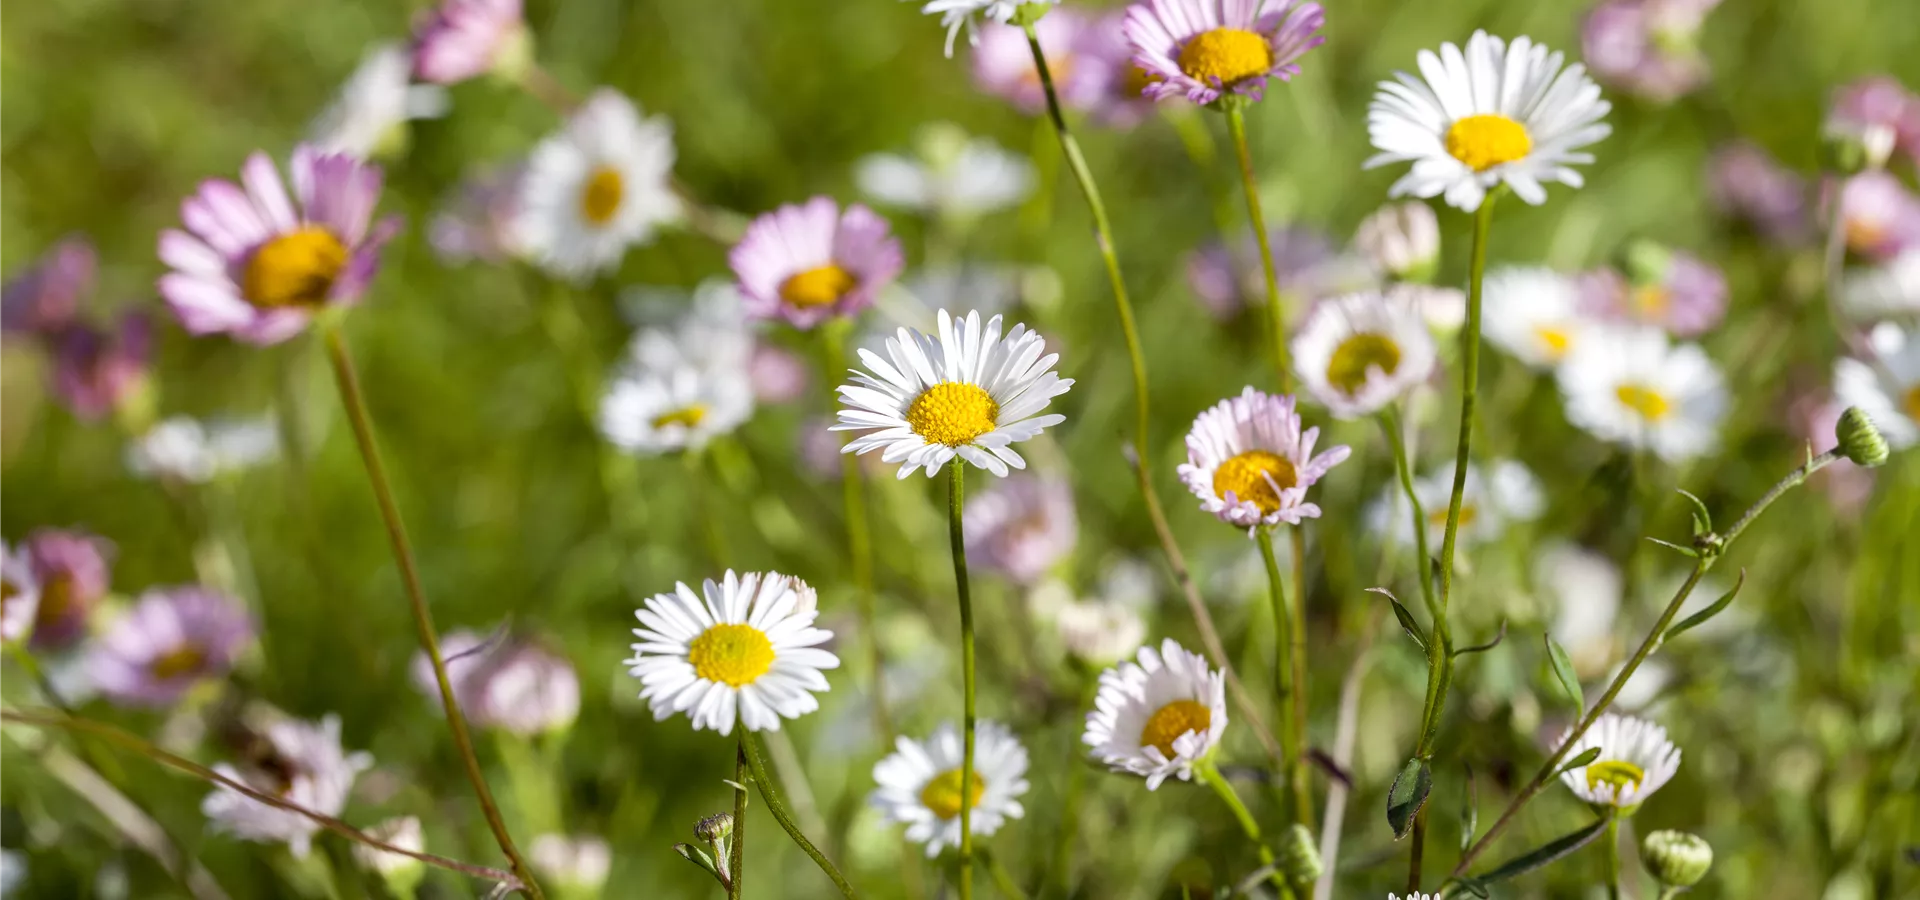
[1278,824,1323,886]
[1641,829,1713,888]
[1836,406,1890,468]
[1820,133,1874,176]
[695,812,735,843]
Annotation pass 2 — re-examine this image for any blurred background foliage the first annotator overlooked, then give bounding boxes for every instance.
[3,0,1919,897]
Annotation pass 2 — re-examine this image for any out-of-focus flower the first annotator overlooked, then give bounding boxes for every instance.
[855,127,1034,220]
[1405,284,1468,333]
[2,542,40,645]
[1179,386,1351,533]
[1825,76,1920,171]
[748,342,811,404]
[87,586,252,708]
[1082,11,1159,127]
[1555,713,1681,811]
[731,197,904,330]
[0,849,22,897]
[1123,0,1326,107]
[1840,250,1920,321]
[529,834,612,895]
[963,474,1078,584]
[1540,543,1623,676]
[517,89,681,281]
[870,720,1030,856]
[2,236,95,336]
[1368,459,1543,550]
[308,44,449,160]
[1833,171,1920,261]
[158,147,398,344]
[1291,289,1439,419]
[598,305,755,456]
[1184,226,1375,321]
[203,714,373,858]
[1084,638,1226,789]
[411,0,530,85]
[1581,0,1720,104]
[1483,266,1592,369]
[1559,326,1728,462]
[1054,597,1146,667]
[1367,31,1612,212]
[972,12,1105,114]
[625,571,838,735]
[351,816,425,892]
[834,309,1072,479]
[912,0,1047,57]
[126,416,280,483]
[1642,830,1713,889]
[1577,249,1728,337]
[470,640,580,735]
[1706,142,1811,245]
[430,164,525,264]
[24,529,113,651]
[1834,325,1920,449]
[895,266,1023,328]
[49,312,152,423]
[1354,201,1440,283]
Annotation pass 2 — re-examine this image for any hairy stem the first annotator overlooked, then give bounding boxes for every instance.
[730,735,748,900]
[1256,528,1308,826]
[1197,761,1285,893]
[1604,818,1622,900]
[1224,102,1288,385]
[946,459,977,900]
[743,733,858,899]
[1287,526,1313,826]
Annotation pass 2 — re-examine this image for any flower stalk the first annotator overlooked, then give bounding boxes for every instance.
[742,732,858,899]
[822,320,892,741]
[1223,100,1289,384]
[946,458,978,900]
[1255,528,1311,827]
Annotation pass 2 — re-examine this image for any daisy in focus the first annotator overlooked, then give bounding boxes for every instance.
[1178,386,1351,532]
[624,571,838,735]
[1123,0,1327,107]
[729,197,904,330]
[1558,327,1728,462]
[87,586,253,708]
[517,89,681,280]
[1834,326,1920,448]
[962,474,1078,584]
[158,147,397,344]
[307,43,449,160]
[1291,289,1439,419]
[1084,638,1226,789]
[1366,31,1611,211]
[1367,458,1544,550]
[833,309,1073,479]
[1556,713,1682,811]
[203,714,373,858]
[411,0,529,85]
[1482,266,1591,369]
[870,720,1030,856]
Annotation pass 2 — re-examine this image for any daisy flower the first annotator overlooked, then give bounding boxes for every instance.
[1291,289,1439,419]
[1482,266,1590,369]
[971,12,1105,114]
[1577,251,1728,338]
[870,720,1031,856]
[1366,31,1612,212]
[624,571,838,735]
[517,89,681,280]
[1834,171,1920,262]
[203,714,373,858]
[126,415,280,484]
[1826,76,1920,171]
[411,0,529,85]
[2,541,40,644]
[49,311,152,423]
[1178,386,1351,532]
[1840,250,1920,321]
[1367,458,1544,550]
[962,474,1078,584]
[1555,713,1681,811]
[1558,327,1728,461]
[529,835,612,894]
[833,309,1073,479]
[308,43,449,160]
[597,309,755,456]
[1705,142,1810,246]
[1,236,94,337]
[1123,0,1327,107]
[1054,598,1147,667]
[1083,11,1160,127]
[23,529,113,651]
[158,146,397,345]
[1581,0,1719,104]
[855,130,1035,220]
[1834,326,1920,448]
[351,817,425,884]
[730,197,904,330]
[1084,638,1226,789]
[87,586,253,708]
[1354,201,1441,282]
[912,0,1050,57]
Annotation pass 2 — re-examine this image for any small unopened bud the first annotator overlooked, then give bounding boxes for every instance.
[1820,131,1881,176]
[1355,202,1441,284]
[1277,823,1323,886]
[1641,829,1713,888]
[695,813,735,843]
[1835,407,1890,468]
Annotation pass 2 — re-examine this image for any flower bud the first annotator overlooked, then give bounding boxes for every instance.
[351,817,425,894]
[1640,829,1713,888]
[1277,823,1323,886]
[695,813,734,843]
[1355,202,1440,283]
[1835,406,1890,468]
[1819,132,1878,176]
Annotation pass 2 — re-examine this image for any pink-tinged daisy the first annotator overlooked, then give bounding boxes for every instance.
[1832,171,1920,262]
[203,714,373,858]
[158,146,397,345]
[971,11,1106,115]
[962,474,1078,585]
[1124,0,1325,107]
[49,312,151,423]
[429,164,525,265]
[748,341,812,404]
[2,541,40,645]
[730,197,904,330]
[86,586,253,708]
[1083,638,1227,789]
[1826,76,1920,171]
[1577,249,1728,338]
[1581,0,1720,105]
[1706,142,1811,246]
[1077,11,1161,127]
[23,528,113,651]
[410,629,580,735]
[1291,288,1439,419]
[1178,386,1351,532]
[1,236,95,337]
[411,0,529,85]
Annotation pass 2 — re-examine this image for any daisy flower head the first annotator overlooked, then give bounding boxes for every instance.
[972,11,1105,115]
[1354,201,1441,283]
[1124,0,1326,108]
[411,0,530,85]
[158,146,397,345]
[963,474,1078,584]
[127,415,279,484]
[1840,250,1920,322]
[1291,289,1439,419]
[597,322,754,457]
[1558,326,1728,462]
[1834,171,1920,262]
[1367,458,1543,550]
[1834,326,1920,449]
[1581,0,1719,104]
[913,0,1052,57]
[856,127,1035,220]
[517,89,681,281]
[1366,31,1612,212]
[870,720,1030,856]
[1706,142,1810,246]
[625,571,839,735]
[833,309,1073,479]
[1178,386,1352,532]
[1826,76,1920,171]
[2,235,94,337]
[50,311,152,423]
[1083,11,1161,127]
[1556,713,1681,811]
[1483,266,1590,369]
[2,541,40,644]
[203,714,373,858]
[730,197,904,330]
[23,529,113,651]
[1054,597,1147,667]
[1084,638,1227,789]
[308,43,450,160]
[87,586,253,708]
[1577,249,1728,338]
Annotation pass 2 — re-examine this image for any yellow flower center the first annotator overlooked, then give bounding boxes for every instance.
[1583,759,1646,797]
[1140,699,1212,758]
[150,644,207,680]
[687,623,775,687]
[1615,383,1673,421]
[242,227,347,309]
[1211,450,1298,514]
[1177,28,1273,86]
[1845,218,1885,253]
[1534,325,1573,360]
[34,575,75,628]
[1122,63,1160,98]
[779,264,856,309]
[651,405,709,430]
[1326,333,1403,396]
[1631,285,1670,318]
[1427,504,1478,529]
[1905,385,1920,423]
[1444,114,1533,172]
[918,768,986,820]
[906,383,1000,447]
[580,165,626,227]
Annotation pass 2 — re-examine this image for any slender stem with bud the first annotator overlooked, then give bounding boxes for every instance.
[730,737,748,900]
[1196,761,1287,893]
[742,733,858,899]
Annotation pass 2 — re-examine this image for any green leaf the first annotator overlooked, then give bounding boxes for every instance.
[1644,536,1698,558]
[1452,620,1507,659]
[1459,764,1478,854]
[1552,746,1603,780]
[674,843,724,884]
[1474,816,1612,884]
[1452,878,1490,898]
[1386,757,1432,839]
[1544,634,1584,718]
[1368,587,1427,653]
[1664,568,1747,644]
[1676,488,1713,536]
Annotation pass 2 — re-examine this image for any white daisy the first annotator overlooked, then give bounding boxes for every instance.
[1053,598,1146,668]
[1178,387,1352,533]
[1839,251,1920,322]
[1083,638,1227,790]
[308,43,450,160]
[1,540,40,644]
[624,571,839,735]
[911,0,1053,57]
[856,129,1035,220]
[598,355,754,456]
[1558,326,1728,462]
[202,714,373,858]
[517,89,681,280]
[1367,458,1544,550]
[1354,201,1441,282]
[1539,542,1622,677]
[869,720,1031,857]
[1482,266,1590,369]
[1555,713,1681,810]
[1366,31,1612,212]
[1291,288,1439,419]
[528,834,612,894]
[833,309,1073,479]
[125,415,280,484]
[1834,325,1920,449]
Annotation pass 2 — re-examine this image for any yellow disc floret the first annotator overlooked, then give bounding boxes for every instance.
[149,644,206,680]
[651,405,709,431]
[1584,759,1646,798]
[1211,450,1298,514]
[1177,28,1273,87]
[1326,333,1404,396]
[1444,114,1532,172]
[1615,384,1673,421]
[1534,326,1573,360]
[919,768,986,820]
[906,382,1000,447]
[1140,699,1212,758]
[687,623,775,687]
[1903,385,1920,424]
[779,264,856,309]
[580,165,626,227]
[243,227,347,309]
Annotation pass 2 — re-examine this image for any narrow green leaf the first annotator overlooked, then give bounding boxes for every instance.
[1643,536,1698,558]
[1453,878,1490,898]
[1367,587,1427,653]
[1544,634,1585,718]
[1452,620,1507,659]
[1459,764,1478,854]
[674,843,723,883]
[1386,757,1432,839]
[1474,816,1612,884]
[1676,488,1712,536]
[1664,568,1747,644]
[1552,746,1603,780]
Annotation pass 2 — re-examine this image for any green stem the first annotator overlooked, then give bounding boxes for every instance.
[731,736,748,900]
[743,733,858,899]
[1603,818,1622,900]
[823,322,891,742]
[1045,676,1098,899]
[1196,762,1284,892]
[1224,102,1289,386]
[983,849,1031,900]
[1255,529,1308,827]
[688,448,729,568]
[1656,887,1682,900]
[320,323,542,900]
[1378,406,1438,617]
[946,459,977,900]
[1286,526,1313,828]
